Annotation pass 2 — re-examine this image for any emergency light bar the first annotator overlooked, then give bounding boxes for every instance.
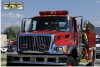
[39,11,52,15]
[39,10,68,15]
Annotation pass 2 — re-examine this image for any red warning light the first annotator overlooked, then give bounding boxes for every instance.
[39,45,45,49]
[39,11,52,15]
[39,10,69,15]
[22,44,27,48]
[55,11,68,15]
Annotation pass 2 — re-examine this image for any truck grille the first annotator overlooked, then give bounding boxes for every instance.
[96,47,100,50]
[18,36,51,51]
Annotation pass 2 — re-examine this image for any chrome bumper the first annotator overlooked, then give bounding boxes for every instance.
[8,61,66,65]
[7,54,68,65]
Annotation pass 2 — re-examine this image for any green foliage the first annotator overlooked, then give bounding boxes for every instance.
[1,58,7,66]
[3,26,21,40]
[1,58,7,61]
[1,64,6,66]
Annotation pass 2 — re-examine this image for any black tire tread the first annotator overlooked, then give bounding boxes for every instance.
[66,56,76,66]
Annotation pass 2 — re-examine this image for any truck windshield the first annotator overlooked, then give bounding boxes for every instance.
[28,17,70,32]
[96,38,100,44]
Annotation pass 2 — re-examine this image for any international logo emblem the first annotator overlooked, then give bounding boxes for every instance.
[34,33,37,37]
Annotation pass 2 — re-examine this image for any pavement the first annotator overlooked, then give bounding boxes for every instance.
[1,52,100,66]
[95,58,100,66]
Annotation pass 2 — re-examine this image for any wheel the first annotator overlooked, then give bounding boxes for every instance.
[66,56,76,66]
[3,52,5,53]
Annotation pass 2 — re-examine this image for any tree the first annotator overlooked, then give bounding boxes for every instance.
[3,26,21,40]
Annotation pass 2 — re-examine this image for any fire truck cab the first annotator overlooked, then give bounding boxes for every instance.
[7,10,96,66]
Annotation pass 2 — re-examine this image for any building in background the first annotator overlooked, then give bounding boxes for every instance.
[0,34,7,47]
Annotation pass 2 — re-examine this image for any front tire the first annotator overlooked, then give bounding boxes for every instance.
[66,56,76,66]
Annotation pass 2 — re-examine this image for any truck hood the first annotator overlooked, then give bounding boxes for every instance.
[28,30,58,34]
[23,31,71,36]
[21,31,71,43]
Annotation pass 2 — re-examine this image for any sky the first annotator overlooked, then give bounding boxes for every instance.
[1,0,100,33]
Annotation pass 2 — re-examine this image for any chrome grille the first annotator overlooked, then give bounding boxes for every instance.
[18,36,51,51]
[19,36,34,50]
[96,47,100,50]
[34,36,51,51]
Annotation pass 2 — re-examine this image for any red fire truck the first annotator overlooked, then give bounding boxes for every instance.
[7,10,96,66]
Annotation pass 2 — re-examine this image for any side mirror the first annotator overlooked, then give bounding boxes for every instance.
[21,20,26,32]
[73,16,83,33]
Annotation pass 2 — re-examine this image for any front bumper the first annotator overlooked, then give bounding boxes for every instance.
[7,53,68,65]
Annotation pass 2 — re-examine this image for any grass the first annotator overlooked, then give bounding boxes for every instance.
[1,58,7,62]
[1,58,7,66]
[1,64,6,66]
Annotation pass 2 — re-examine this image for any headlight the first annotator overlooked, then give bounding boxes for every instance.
[56,46,68,52]
[56,47,63,52]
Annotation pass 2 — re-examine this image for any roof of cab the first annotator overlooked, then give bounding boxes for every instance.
[33,15,72,18]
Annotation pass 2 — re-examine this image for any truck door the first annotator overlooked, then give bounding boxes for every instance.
[72,19,78,46]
